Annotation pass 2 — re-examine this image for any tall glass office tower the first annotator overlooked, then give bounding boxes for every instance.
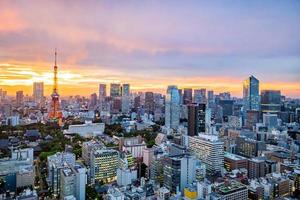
[165,85,180,129]
[122,84,130,96]
[110,83,121,97]
[121,84,130,113]
[243,75,260,112]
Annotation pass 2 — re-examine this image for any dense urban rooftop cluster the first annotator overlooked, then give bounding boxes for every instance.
[0,74,300,200]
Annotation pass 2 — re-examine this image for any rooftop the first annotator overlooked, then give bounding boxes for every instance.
[25,130,41,137]
[217,181,247,195]
[63,168,74,176]
[224,152,247,161]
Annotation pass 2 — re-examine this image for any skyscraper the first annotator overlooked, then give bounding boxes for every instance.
[99,84,107,100]
[89,93,98,109]
[121,84,130,113]
[163,155,197,193]
[243,75,260,112]
[245,110,260,129]
[110,83,121,97]
[33,82,44,104]
[188,134,224,175]
[16,91,24,107]
[260,90,281,114]
[134,95,141,111]
[98,84,106,111]
[121,84,130,96]
[60,164,87,200]
[219,92,231,100]
[47,152,76,196]
[165,85,180,129]
[187,103,206,136]
[178,89,183,105]
[219,100,234,117]
[207,90,214,107]
[183,88,193,105]
[145,92,155,114]
[194,89,206,104]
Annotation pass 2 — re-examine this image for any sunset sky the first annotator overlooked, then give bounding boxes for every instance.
[0,1,300,97]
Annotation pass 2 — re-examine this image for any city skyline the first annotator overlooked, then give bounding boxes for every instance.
[1,2,300,199]
[1,75,299,98]
[0,1,300,97]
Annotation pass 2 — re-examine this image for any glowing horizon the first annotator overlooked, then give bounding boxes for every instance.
[0,62,299,98]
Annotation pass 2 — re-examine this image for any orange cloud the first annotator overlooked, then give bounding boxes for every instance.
[0,8,26,32]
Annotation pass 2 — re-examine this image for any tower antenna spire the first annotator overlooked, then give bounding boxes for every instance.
[53,49,58,94]
[55,48,57,66]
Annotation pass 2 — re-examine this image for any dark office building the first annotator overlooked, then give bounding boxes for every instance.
[187,103,206,136]
[265,160,277,174]
[236,137,266,158]
[248,157,266,179]
[261,90,281,114]
[112,97,122,113]
[245,110,260,130]
[183,88,193,105]
[134,96,141,111]
[145,92,155,114]
[178,89,183,104]
[278,111,295,123]
[219,100,234,117]
[233,103,243,117]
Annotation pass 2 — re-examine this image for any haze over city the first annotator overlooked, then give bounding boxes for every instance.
[0,1,300,97]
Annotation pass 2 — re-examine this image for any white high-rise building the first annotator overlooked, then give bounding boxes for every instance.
[73,164,87,200]
[60,168,75,200]
[60,164,87,200]
[188,134,224,175]
[263,113,278,129]
[116,168,137,186]
[165,85,180,129]
[33,82,44,103]
[163,155,197,193]
[82,140,103,166]
[47,152,76,196]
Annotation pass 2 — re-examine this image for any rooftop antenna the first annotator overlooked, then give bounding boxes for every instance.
[55,48,57,66]
[53,49,58,94]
